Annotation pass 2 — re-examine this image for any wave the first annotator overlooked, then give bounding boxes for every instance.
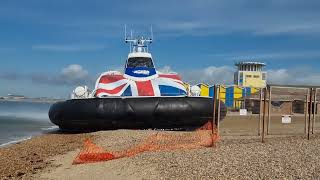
[0,101,54,148]
[0,101,51,121]
[0,136,32,148]
[0,112,49,121]
[41,125,59,131]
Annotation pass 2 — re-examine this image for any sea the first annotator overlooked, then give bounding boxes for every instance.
[0,100,57,147]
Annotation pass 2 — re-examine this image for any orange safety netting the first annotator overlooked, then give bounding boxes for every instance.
[73,121,219,165]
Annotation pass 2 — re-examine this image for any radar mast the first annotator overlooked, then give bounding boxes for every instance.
[124,25,153,53]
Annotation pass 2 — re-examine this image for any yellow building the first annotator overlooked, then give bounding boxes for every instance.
[197,83,210,97]
[219,86,226,103]
[234,62,267,88]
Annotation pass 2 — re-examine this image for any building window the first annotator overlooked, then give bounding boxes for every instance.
[234,73,238,84]
[239,72,243,84]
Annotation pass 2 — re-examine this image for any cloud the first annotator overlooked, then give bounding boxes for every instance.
[121,1,320,36]
[0,72,20,80]
[0,64,94,86]
[61,64,89,80]
[160,65,235,85]
[208,50,320,61]
[32,64,93,85]
[32,44,105,52]
[157,66,176,74]
[160,65,320,86]
[3,0,320,37]
[2,64,320,89]
[267,69,291,84]
[267,67,320,85]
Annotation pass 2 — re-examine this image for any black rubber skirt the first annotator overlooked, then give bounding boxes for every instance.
[49,97,227,130]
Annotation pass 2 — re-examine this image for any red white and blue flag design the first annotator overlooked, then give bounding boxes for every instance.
[95,72,187,97]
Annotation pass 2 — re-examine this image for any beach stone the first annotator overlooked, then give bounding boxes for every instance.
[16,171,25,176]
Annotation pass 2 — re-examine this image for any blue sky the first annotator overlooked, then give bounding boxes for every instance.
[0,0,320,98]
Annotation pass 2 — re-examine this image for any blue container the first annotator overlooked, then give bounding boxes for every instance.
[209,86,215,97]
[225,87,234,107]
[242,87,251,97]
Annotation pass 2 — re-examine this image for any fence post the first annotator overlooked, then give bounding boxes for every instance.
[262,87,267,143]
[258,88,263,136]
[217,85,221,134]
[267,86,272,135]
[312,88,317,134]
[212,85,217,135]
[305,89,309,134]
[308,88,313,140]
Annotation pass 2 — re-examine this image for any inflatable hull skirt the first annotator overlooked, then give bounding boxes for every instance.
[49,97,227,130]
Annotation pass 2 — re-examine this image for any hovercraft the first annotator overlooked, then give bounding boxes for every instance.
[49,33,226,130]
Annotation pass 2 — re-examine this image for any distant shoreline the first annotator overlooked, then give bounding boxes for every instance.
[0,98,64,103]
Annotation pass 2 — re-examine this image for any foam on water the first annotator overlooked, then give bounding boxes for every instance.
[0,101,55,147]
[0,112,49,121]
[41,125,59,131]
[0,136,32,148]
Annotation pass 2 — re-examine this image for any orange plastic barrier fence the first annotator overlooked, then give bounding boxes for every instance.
[73,122,219,165]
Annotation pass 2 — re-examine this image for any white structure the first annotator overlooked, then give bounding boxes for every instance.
[234,61,267,88]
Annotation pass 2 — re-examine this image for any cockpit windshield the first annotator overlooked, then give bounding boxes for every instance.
[126,57,154,68]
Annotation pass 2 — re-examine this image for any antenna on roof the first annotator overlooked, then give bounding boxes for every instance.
[124,24,127,42]
[130,30,133,52]
[124,26,154,53]
[150,25,153,43]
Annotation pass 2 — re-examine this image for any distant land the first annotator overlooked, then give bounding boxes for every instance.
[0,94,65,103]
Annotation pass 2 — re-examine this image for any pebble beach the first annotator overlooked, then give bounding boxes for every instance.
[1,115,320,179]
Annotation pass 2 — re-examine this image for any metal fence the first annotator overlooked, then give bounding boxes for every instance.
[260,85,319,142]
[211,84,320,142]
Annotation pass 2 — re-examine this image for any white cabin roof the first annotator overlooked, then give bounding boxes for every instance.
[128,52,152,58]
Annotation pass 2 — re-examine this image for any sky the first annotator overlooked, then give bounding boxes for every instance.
[0,0,320,98]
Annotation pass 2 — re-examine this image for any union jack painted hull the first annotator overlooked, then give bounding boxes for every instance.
[49,67,228,131]
[94,72,187,97]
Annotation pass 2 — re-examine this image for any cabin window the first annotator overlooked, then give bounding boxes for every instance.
[126,57,154,68]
